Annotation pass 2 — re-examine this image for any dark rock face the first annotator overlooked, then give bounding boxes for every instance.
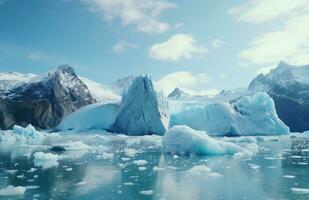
[249,62,309,132]
[0,65,96,129]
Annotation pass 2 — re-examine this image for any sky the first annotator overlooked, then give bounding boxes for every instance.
[0,0,308,95]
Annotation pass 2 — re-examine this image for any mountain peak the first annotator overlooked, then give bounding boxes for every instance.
[168,87,190,99]
[54,64,76,75]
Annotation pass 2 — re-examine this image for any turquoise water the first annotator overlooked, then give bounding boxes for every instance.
[0,134,308,200]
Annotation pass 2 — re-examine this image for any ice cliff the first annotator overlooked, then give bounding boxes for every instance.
[112,75,169,135]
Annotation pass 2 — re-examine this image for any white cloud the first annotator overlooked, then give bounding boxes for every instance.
[211,39,225,48]
[80,0,177,34]
[229,0,309,23]
[230,0,309,67]
[113,41,138,53]
[192,89,220,97]
[149,34,207,61]
[155,71,210,96]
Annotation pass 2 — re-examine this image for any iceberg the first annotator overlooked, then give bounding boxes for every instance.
[58,102,119,131]
[13,124,45,144]
[0,185,26,196]
[169,92,289,136]
[162,125,249,155]
[33,152,59,169]
[112,75,169,135]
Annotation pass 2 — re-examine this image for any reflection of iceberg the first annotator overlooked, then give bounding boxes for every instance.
[75,165,120,194]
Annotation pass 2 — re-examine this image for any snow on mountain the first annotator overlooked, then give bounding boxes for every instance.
[169,92,289,136]
[167,87,192,100]
[80,77,121,103]
[0,72,35,92]
[112,75,169,135]
[0,65,96,129]
[250,61,309,91]
[58,102,119,131]
[109,76,135,95]
[249,61,309,132]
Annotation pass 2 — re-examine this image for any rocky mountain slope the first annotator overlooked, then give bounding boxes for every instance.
[249,62,309,132]
[0,65,96,129]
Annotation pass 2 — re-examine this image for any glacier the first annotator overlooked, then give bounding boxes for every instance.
[112,75,169,135]
[169,92,289,136]
[58,102,119,131]
[162,125,250,155]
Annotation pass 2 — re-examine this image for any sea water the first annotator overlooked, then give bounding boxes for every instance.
[0,133,308,200]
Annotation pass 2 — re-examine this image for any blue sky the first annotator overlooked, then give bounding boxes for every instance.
[0,0,308,95]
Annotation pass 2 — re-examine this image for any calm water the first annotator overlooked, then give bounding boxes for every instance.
[0,133,308,200]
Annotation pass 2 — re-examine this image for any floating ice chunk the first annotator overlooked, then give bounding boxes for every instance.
[27,168,37,173]
[102,152,114,160]
[283,175,295,179]
[24,185,40,190]
[65,168,73,171]
[133,160,148,166]
[140,190,154,195]
[291,188,309,194]
[5,169,17,175]
[124,148,138,157]
[13,124,45,144]
[0,185,26,196]
[33,152,59,169]
[163,125,250,155]
[123,182,134,186]
[153,167,165,171]
[248,163,261,170]
[57,141,90,151]
[138,166,147,171]
[184,165,222,178]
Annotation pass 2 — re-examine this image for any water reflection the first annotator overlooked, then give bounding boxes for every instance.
[0,136,308,200]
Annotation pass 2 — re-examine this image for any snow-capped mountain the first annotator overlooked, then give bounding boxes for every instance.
[0,72,35,93]
[249,61,309,132]
[0,65,96,129]
[167,87,192,100]
[109,75,135,95]
[80,77,121,103]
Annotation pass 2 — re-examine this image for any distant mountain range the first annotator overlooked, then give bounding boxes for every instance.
[0,62,308,132]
